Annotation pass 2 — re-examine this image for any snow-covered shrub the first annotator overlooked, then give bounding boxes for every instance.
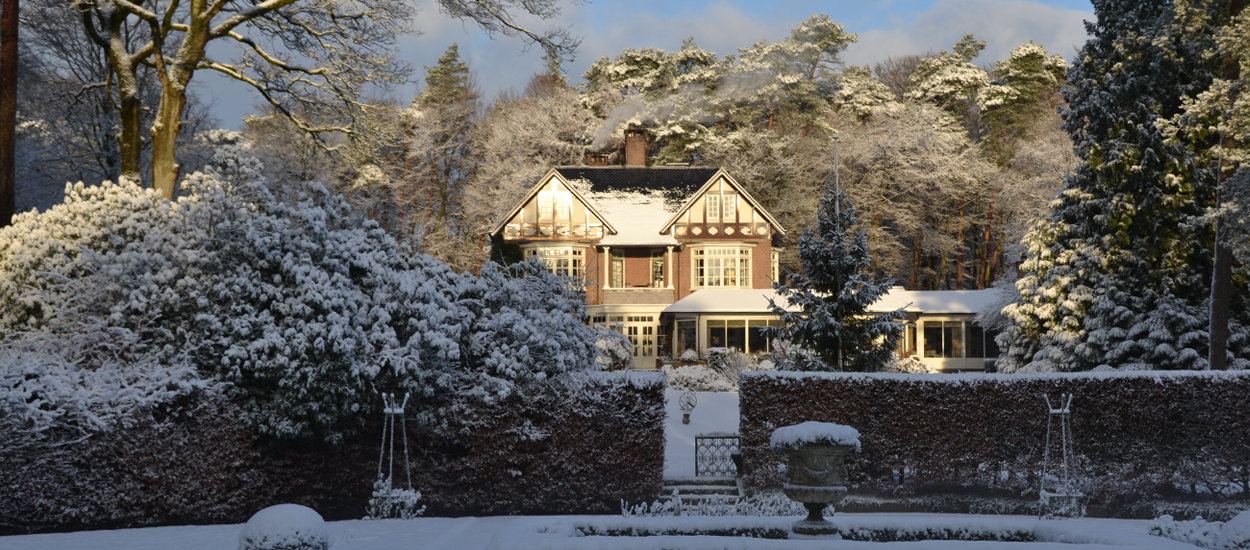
[707,348,760,384]
[364,477,425,520]
[666,349,769,391]
[238,504,328,550]
[1149,515,1223,549]
[1222,509,1250,550]
[0,142,608,442]
[662,364,736,392]
[0,323,211,435]
[453,261,604,398]
[595,328,633,371]
[884,355,935,373]
[679,348,699,362]
[622,490,818,518]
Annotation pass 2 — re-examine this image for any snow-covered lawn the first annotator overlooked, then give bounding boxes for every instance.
[0,514,1199,549]
[664,389,740,478]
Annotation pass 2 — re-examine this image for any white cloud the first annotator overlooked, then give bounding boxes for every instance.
[197,0,1094,129]
[845,0,1093,68]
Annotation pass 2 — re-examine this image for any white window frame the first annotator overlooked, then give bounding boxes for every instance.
[706,195,720,222]
[692,246,752,288]
[524,246,586,279]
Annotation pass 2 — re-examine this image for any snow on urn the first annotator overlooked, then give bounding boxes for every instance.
[771,421,861,536]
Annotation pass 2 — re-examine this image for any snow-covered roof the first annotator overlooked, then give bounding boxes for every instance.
[587,190,680,246]
[663,287,1002,316]
[885,288,1009,315]
[663,288,799,314]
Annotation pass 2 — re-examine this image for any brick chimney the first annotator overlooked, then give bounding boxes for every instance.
[624,125,647,167]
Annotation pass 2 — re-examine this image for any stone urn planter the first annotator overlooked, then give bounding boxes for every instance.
[770,421,861,536]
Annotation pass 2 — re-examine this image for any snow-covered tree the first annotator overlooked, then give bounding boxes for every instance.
[979,42,1068,165]
[907,34,991,133]
[998,0,1250,371]
[766,186,904,372]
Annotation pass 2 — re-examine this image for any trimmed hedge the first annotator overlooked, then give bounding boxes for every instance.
[739,370,1250,517]
[0,372,664,535]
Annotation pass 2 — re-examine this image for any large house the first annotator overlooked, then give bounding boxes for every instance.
[489,131,1003,371]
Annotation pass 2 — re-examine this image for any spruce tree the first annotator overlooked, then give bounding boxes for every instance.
[766,186,903,372]
[999,0,1250,371]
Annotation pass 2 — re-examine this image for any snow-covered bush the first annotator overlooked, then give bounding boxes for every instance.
[664,350,770,391]
[1149,515,1223,549]
[884,355,936,373]
[0,323,211,435]
[595,328,634,371]
[364,477,425,520]
[0,142,609,442]
[662,364,736,392]
[1222,509,1250,550]
[238,504,328,550]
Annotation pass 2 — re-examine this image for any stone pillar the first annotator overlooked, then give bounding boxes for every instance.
[603,246,611,289]
[666,246,674,289]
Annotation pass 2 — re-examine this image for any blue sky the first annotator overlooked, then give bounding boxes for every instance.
[197,0,1096,128]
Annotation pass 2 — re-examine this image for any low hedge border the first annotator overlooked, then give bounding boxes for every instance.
[739,370,1250,518]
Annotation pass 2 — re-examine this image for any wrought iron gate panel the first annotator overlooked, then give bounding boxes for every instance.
[695,433,740,477]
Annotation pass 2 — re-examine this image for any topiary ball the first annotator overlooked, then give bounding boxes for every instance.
[238,504,329,550]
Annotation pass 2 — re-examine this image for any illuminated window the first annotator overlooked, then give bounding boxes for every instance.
[536,190,573,236]
[651,250,665,287]
[525,247,585,278]
[693,247,751,288]
[771,249,780,282]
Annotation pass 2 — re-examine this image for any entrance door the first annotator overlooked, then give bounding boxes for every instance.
[623,315,657,370]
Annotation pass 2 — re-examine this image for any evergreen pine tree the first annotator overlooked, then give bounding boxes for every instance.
[998,0,1250,371]
[766,186,904,372]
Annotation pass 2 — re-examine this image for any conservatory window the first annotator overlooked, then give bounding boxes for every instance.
[920,320,1000,359]
[693,247,751,288]
[525,247,584,278]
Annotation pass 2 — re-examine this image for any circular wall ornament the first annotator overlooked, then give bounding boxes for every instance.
[725,227,735,235]
[692,226,703,235]
[676,226,686,236]
[709,227,719,235]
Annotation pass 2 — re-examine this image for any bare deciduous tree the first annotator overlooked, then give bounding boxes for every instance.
[70,0,581,199]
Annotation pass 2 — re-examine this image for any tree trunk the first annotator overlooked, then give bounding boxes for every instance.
[150,85,187,198]
[0,0,16,227]
[1210,0,1244,371]
[955,202,965,290]
[910,228,922,289]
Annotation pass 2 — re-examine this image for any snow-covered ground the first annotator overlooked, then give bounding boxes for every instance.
[664,389,740,478]
[0,514,1201,549]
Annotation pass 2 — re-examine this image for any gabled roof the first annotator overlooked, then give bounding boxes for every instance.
[658,170,787,236]
[488,169,617,237]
